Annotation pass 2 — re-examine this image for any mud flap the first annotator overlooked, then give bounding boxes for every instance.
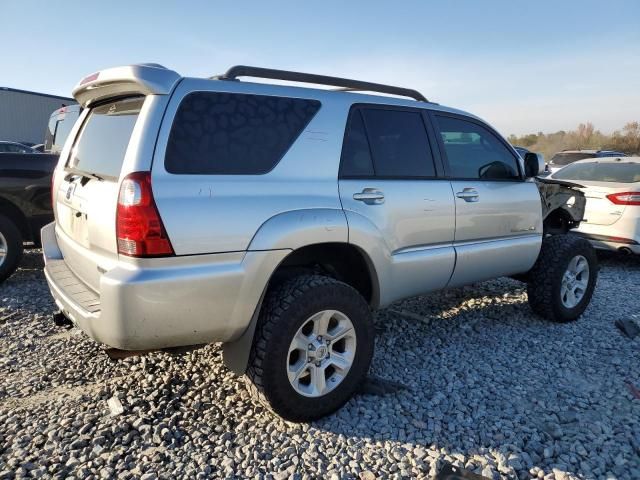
[222,290,266,375]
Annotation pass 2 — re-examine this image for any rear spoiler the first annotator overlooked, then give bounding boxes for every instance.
[72,64,181,107]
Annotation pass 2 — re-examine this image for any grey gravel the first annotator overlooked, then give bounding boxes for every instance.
[0,249,639,479]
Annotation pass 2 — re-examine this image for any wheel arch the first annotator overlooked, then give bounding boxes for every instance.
[0,197,28,240]
[223,241,380,375]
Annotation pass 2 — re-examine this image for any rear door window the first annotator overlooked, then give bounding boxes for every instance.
[165,92,321,175]
[68,97,144,179]
[340,107,436,178]
[361,108,436,177]
[435,115,520,180]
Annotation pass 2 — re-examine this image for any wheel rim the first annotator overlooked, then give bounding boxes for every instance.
[561,254,590,308]
[286,309,357,398]
[0,232,7,268]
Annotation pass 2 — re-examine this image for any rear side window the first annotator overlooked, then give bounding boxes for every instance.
[435,115,520,180]
[550,152,597,165]
[165,92,321,175]
[68,97,144,178]
[340,110,374,177]
[340,107,436,178]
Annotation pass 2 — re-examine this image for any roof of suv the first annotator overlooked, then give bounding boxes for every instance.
[71,63,483,123]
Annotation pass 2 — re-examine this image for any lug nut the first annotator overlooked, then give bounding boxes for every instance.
[317,336,322,341]
[308,343,313,350]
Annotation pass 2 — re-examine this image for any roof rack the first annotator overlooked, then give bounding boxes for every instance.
[212,65,428,102]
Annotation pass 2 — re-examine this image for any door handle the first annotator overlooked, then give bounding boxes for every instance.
[353,189,385,204]
[455,188,479,202]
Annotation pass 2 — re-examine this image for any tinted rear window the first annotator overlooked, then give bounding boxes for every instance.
[553,162,640,183]
[340,109,374,177]
[550,152,596,165]
[165,92,320,175]
[68,97,143,178]
[361,108,436,177]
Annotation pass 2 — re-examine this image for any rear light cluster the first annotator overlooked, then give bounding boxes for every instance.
[606,192,640,206]
[116,172,174,257]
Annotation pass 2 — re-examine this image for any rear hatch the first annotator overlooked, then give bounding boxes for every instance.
[55,96,145,291]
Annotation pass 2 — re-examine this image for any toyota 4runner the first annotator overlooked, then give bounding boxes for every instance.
[42,64,597,421]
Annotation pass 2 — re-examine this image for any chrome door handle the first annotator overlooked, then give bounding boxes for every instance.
[456,188,479,202]
[353,189,385,204]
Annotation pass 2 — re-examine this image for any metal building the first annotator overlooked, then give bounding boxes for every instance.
[0,87,76,145]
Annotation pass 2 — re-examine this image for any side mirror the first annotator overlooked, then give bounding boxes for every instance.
[524,152,545,177]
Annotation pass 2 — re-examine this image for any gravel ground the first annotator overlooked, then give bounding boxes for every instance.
[0,249,639,480]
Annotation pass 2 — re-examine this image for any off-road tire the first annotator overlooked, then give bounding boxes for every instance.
[0,214,23,283]
[245,274,374,422]
[527,234,597,322]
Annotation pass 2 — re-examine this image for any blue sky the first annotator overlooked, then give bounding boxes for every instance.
[2,0,639,135]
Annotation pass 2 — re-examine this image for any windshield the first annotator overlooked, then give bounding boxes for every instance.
[67,97,144,178]
[553,161,640,183]
[550,152,597,165]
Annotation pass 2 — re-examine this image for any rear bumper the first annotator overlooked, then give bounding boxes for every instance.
[41,222,288,350]
[572,231,640,254]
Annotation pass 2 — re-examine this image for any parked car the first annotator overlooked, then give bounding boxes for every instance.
[0,141,38,154]
[548,149,627,175]
[43,64,596,421]
[551,157,640,254]
[44,104,82,154]
[0,152,57,281]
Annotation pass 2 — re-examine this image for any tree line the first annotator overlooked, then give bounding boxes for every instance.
[508,122,640,160]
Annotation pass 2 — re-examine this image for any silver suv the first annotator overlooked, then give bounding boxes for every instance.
[43,64,597,421]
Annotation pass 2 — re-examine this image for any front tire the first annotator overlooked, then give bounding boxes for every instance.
[246,274,374,422]
[0,214,23,283]
[527,235,598,322]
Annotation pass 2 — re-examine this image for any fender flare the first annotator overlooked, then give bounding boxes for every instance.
[223,208,349,375]
[247,208,348,251]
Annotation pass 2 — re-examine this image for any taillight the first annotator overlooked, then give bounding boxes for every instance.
[116,172,174,257]
[606,192,640,206]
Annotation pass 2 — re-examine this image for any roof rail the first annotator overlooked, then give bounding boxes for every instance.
[212,65,428,102]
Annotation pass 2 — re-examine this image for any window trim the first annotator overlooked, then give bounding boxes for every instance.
[164,91,321,176]
[339,103,444,180]
[428,111,525,182]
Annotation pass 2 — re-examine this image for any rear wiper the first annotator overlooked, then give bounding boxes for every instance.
[65,168,104,184]
[80,171,104,182]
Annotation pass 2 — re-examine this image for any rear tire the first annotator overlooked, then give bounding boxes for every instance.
[0,214,23,283]
[527,235,597,322]
[245,274,374,422]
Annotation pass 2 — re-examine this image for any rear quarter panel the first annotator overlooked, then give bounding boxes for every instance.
[150,79,352,255]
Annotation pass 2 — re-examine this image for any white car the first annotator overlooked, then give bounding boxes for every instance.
[551,157,640,254]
